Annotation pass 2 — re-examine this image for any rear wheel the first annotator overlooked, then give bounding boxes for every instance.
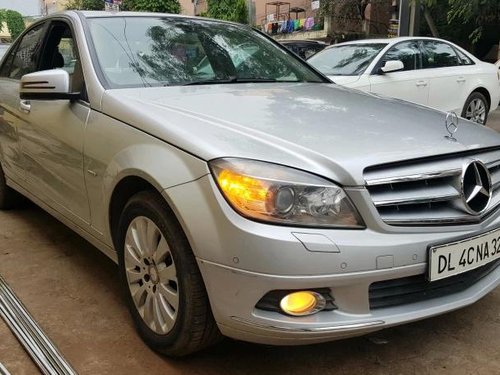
[462,92,489,125]
[0,163,22,210]
[116,191,221,356]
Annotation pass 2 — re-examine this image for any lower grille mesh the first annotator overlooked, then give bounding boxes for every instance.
[369,259,500,309]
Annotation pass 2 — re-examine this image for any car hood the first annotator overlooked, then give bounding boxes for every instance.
[326,75,362,86]
[102,83,500,185]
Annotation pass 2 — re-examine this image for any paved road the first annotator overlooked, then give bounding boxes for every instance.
[488,107,500,131]
[0,110,499,375]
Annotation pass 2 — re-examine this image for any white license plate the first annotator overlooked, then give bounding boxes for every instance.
[429,228,500,282]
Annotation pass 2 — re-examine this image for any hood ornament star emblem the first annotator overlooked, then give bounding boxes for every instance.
[445,112,459,141]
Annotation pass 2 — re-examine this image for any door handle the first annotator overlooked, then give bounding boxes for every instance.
[457,77,466,83]
[19,100,31,114]
[416,80,428,87]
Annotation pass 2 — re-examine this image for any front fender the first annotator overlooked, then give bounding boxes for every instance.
[84,110,209,245]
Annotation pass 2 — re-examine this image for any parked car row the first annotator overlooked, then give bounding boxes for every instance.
[0,12,499,358]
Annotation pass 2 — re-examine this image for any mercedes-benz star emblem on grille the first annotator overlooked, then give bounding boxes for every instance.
[445,112,458,141]
[461,161,492,215]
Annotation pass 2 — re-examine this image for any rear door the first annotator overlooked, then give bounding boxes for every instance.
[420,40,464,113]
[368,41,429,106]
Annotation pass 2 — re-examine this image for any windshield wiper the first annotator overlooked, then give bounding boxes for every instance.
[181,77,280,86]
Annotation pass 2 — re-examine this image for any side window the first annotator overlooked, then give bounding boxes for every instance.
[456,49,474,66]
[58,37,78,74]
[0,50,15,77]
[381,41,421,71]
[40,21,85,94]
[3,24,45,80]
[422,41,459,68]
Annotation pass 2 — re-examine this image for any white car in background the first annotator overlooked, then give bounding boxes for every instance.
[309,37,500,125]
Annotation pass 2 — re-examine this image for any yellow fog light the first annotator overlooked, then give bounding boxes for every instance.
[279,291,326,316]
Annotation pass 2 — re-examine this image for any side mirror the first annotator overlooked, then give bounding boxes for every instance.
[20,69,80,101]
[380,60,405,74]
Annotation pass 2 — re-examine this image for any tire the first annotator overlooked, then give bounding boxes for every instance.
[0,163,22,210]
[461,91,489,125]
[116,190,221,357]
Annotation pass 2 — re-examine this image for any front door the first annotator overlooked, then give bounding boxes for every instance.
[369,41,430,107]
[18,20,91,225]
[0,23,47,183]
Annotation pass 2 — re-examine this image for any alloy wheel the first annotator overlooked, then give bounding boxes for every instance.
[465,98,487,124]
[124,216,179,335]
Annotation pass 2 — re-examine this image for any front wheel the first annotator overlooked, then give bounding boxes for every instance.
[116,191,221,357]
[462,92,489,125]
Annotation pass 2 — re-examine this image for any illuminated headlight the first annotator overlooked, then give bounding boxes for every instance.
[209,158,365,228]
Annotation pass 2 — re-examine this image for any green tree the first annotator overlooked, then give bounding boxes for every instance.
[66,0,181,13]
[0,9,26,40]
[205,0,248,24]
[130,0,181,13]
[447,0,500,43]
[419,0,499,58]
[65,0,104,10]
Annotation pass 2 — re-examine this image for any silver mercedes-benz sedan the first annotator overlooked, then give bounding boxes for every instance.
[0,11,499,356]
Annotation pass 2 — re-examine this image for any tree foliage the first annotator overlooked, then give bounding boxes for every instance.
[66,0,181,13]
[128,0,181,13]
[447,0,500,43]
[65,0,104,10]
[205,0,248,24]
[319,0,499,49]
[0,9,26,40]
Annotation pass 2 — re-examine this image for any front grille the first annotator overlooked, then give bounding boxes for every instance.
[364,149,500,225]
[369,259,500,309]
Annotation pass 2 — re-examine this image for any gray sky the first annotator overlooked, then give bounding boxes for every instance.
[0,0,42,16]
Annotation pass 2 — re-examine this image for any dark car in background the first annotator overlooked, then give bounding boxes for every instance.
[281,40,327,59]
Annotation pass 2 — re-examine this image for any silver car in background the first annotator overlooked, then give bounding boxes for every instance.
[0,12,499,356]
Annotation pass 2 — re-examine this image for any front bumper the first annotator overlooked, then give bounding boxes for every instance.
[198,258,499,345]
[166,175,500,345]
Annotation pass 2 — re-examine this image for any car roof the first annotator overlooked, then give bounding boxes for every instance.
[79,10,191,18]
[36,10,247,29]
[325,36,455,49]
[75,10,245,27]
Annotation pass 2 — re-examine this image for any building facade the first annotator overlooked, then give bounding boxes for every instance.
[179,0,195,15]
[44,0,69,14]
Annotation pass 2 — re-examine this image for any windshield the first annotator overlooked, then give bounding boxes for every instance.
[86,17,325,88]
[308,43,387,76]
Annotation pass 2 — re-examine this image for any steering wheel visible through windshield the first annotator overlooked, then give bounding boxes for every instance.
[86,16,325,88]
